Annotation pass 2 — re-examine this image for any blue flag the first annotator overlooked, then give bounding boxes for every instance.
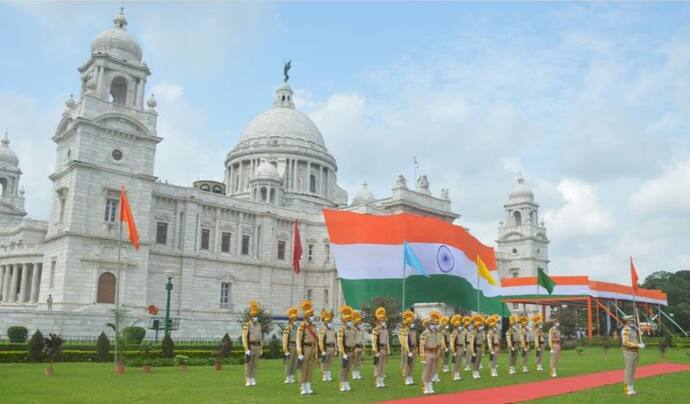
[403,241,429,277]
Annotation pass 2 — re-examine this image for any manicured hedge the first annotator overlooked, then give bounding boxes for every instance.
[7,326,29,343]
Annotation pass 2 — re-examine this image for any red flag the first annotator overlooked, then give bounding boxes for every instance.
[292,221,303,274]
[630,257,639,291]
[119,186,140,250]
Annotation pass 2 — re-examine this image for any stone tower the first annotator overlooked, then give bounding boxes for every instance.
[0,133,26,225]
[42,10,160,311]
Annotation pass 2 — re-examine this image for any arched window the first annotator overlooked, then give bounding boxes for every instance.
[213,185,222,194]
[252,188,257,201]
[269,188,275,203]
[513,211,522,226]
[0,178,6,197]
[97,272,116,304]
[200,184,210,192]
[109,76,128,105]
[260,187,267,202]
[529,211,536,224]
[309,175,316,193]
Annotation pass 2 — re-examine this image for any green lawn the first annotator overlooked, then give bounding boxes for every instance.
[0,349,688,403]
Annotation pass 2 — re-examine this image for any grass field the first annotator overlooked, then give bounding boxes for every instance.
[1,348,688,403]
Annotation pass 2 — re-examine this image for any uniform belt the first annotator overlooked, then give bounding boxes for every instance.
[425,348,439,353]
[355,344,363,348]
[303,342,314,346]
[378,344,389,349]
[250,342,261,346]
[325,343,335,347]
[288,342,296,346]
[552,340,561,344]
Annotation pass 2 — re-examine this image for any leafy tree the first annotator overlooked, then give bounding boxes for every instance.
[237,305,273,336]
[549,306,586,338]
[123,326,146,344]
[219,333,232,358]
[359,297,401,329]
[43,333,64,369]
[642,270,690,333]
[27,330,45,362]
[96,332,110,362]
[7,326,28,343]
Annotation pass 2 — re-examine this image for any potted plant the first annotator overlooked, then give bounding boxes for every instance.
[175,354,189,371]
[42,333,64,376]
[140,341,153,373]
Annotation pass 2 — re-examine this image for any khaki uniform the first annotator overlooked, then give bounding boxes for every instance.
[548,326,561,376]
[399,325,417,379]
[419,329,441,384]
[519,325,530,369]
[435,328,447,375]
[622,325,640,388]
[534,326,545,370]
[372,324,389,378]
[242,321,263,380]
[470,328,485,372]
[283,321,299,380]
[487,327,500,370]
[464,326,473,369]
[319,326,337,378]
[507,326,520,371]
[450,327,465,375]
[353,325,364,377]
[338,326,357,383]
[297,321,319,385]
[443,327,452,370]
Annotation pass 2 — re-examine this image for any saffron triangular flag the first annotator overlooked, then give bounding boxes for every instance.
[537,267,556,295]
[292,221,303,274]
[630,257,639,291]
[476,255,498,286]
[119,186,140,250]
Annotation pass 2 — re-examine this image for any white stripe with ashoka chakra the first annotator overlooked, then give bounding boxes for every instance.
[331,242,501,297]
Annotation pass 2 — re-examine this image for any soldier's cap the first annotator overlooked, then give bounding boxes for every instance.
[487,316,498,327]
[531,314,543,324]
[450,314,462,327]
[375,307,387,321]
[402,310,415,324]
[472,314,485,326]
[519,315,529,324]
[422,316,431,327]
[352,311,362,324]
[321,308,333,322]
[462,316,472,326]
[248,300,260,316]
[301,300,314,317]
[429,311,441,325]
[287,306,299,320]
[340,305,353,322]
[623,314,634,321]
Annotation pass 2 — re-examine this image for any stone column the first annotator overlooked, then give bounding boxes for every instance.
[20,263,31,303]
[31,263,42,303]
[0,265,5,302]
[8,264,18,303]
[1,265,10,302]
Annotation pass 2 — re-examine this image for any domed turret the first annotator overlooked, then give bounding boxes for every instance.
[90,9,143,63]
[509,174,534,202]
[254,160,281,181]
[352,182,376,206]
[0,133,19,167]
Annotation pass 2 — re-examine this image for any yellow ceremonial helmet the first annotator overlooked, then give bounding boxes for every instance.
[301,300,314,318]
[450,314,462,327]
[287,306,299,321]
[352,311,362,324]
[440,316,449,327]
[472,314,485,327]
[462,316,472,326]
[429,311,441,325]
[519,315,529,325]
[531,313,543,325]
[248,300,260,316]
[375,307,387,322]
[340,305,353,322]
[321,308,333,323]
[422,316,431,328]
[509,314,519,325]
[487,316,498,328]
[402,310,415,325]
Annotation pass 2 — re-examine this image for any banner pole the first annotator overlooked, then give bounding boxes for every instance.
[476,266,480,313]
[402,243,406,314]
[115,207,122,367]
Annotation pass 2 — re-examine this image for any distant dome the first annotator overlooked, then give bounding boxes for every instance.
[90,11,143,63]
[509,175,534,201]
[0,133,19,167]
[240,107,325,147]
[254,161,281,180]
[352,182,376,206]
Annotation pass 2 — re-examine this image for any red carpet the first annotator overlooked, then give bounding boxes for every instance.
[382,363,690,404]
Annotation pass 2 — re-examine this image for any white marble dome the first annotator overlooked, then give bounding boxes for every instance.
[352,182,376,206]
[509,175,534,201]
[0,134,19,167]
[240,107,326,147]
[254,160,281,180]
[91,12,143,63]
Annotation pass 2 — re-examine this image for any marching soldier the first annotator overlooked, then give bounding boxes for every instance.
[506,314,520,375]
[371,307,390,388]
[399,310,417,386]
[242,300,263,386]
[462,316,472,371]
[318,309,336,382]
[532,314,545,372]
[296,301,318,395]
[440,316,451,373]
[449,314,464,381]
[548,317,561,378]
[337,305,357,392]
[487,315,500,377]
[283,307,299,384]
[519,315,530,373]
[419,312,442,395]
[352,311,365,380]
[622,314,645,395]
[469,314,485,379]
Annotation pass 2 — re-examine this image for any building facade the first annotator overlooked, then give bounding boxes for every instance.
[0,11,458,338]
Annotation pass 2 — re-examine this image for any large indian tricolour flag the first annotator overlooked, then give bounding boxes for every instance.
[324,209,506,315]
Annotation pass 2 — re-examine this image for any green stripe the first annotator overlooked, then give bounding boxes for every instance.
[340,275,508,315]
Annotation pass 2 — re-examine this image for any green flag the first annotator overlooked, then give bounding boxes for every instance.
[537,267,555,295]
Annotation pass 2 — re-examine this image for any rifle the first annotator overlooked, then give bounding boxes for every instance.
[244,351,251,364]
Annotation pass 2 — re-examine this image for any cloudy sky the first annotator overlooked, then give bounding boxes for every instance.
[2,1,689,283]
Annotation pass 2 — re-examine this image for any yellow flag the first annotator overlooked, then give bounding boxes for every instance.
[476,255,498,286]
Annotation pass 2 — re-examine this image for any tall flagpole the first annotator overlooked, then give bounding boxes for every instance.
[290,270,295,307]
[402,242,406,314]
[114,210,122,367]
[633,291,643,344]
[476,266,480,313]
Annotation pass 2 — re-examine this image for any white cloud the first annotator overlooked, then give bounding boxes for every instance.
[543,179,615,240]
[630,160,690,216]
